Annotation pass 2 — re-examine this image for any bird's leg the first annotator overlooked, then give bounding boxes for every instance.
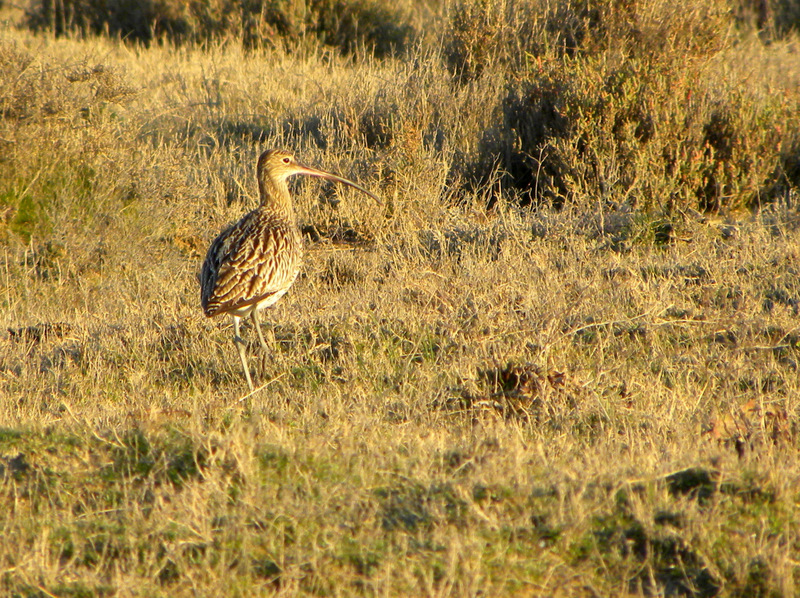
[251,309,270,352]
[233,316,254,390]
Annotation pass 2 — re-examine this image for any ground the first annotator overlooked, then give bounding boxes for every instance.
[1,1,799,596]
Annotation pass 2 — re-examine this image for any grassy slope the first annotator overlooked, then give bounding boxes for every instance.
[1,4,800,596]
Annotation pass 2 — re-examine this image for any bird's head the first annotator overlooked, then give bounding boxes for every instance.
[257,149,380,203]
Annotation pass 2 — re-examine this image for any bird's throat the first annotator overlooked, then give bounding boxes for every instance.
[258,175,295,222]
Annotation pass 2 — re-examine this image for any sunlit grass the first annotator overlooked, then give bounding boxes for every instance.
[1,1,799,595]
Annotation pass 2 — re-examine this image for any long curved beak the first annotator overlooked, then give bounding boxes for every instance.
[294,163,381,204]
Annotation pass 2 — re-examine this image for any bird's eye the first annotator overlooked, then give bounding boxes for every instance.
[282,157,291,164]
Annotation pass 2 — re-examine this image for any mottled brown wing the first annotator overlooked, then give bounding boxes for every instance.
[200,210,302,317]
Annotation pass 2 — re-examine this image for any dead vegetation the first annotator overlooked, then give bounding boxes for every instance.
[23,0,422,55]
[1,0,799,595]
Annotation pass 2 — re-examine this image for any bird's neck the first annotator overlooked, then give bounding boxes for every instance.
[258,175,295,222]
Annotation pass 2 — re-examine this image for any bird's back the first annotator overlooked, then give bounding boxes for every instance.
[201,208,302,317]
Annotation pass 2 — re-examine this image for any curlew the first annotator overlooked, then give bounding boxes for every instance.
[200,149,379,390]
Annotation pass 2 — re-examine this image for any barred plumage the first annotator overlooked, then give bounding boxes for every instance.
[201,212,301,318]
[200,149,379,390]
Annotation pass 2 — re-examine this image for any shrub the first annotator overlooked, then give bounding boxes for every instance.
[0,41,136,244]
[444,0,800,82]
[452,0,800,212]
[444,0,736,81]
[470,54,799,212]
[24,0,420,56]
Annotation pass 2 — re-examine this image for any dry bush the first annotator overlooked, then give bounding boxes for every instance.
[448,0,800,213]
[24,0,422,55]
[472,48,800,212]
[24,0,191,41]
[444,0,735,81]
[0,41,136,244]
[737,0,800,37]
[445,0,541,81]
[0,41,134,122]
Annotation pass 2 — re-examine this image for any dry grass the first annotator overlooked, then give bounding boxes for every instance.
[1,1,800,596]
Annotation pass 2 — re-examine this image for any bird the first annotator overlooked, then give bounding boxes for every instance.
[200,148,379,390]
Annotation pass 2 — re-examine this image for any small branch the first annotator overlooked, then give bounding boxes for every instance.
[233,371,287,405]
